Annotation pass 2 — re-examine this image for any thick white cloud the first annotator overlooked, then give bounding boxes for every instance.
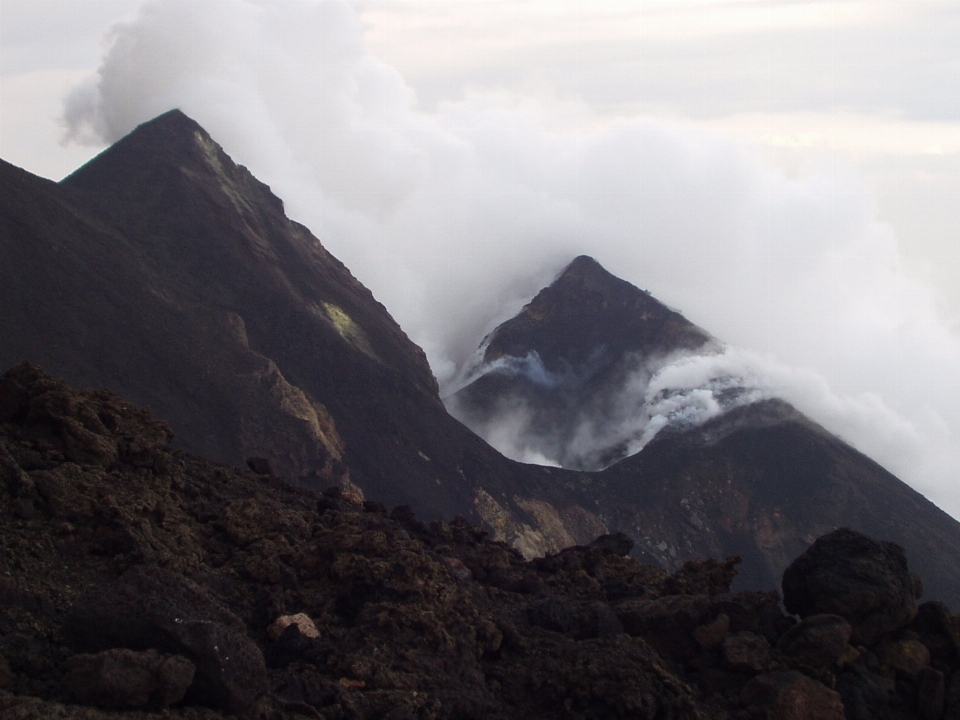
[58,0,960,519]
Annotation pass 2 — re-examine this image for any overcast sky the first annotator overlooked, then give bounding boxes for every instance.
[2,0,960,519]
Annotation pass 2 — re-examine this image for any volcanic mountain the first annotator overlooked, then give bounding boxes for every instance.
[2,110,959,607]
[450,256,960,604]
[0,110,550,533]
[448,255,719,469]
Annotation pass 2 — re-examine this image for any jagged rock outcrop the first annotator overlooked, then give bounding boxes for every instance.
[1,366,959,719]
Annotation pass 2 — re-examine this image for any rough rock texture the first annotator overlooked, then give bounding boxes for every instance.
[776,614,852,668]
[2,365,960,720]
[267,614,320,641]
[67,565,268,713]
[742,670,846,720]
[64,648,195,710]
[782,527,923,645]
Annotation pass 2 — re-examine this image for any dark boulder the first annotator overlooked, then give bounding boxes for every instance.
[912,601,960,664]
[66,564,267,713]
[616,594,711,661]
[836,663,899,720]
[64,648,194,710]
[776,614,853,668]
[722,631,772,673]
[781,528,922,645]
[742,670,846,720]
[917,667,946,720]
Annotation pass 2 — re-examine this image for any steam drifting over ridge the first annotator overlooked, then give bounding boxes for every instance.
[62,0,960,519]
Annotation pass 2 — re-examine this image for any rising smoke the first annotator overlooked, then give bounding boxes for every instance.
[62,0,960,519]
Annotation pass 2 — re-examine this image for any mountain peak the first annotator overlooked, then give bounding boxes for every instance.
[128,107,204,136]
[562,254,605,275]
[124,108,215,159]
[61,110,270,208]
[64,109,204,176]
[472,255,711,374]
[553,254,639,296]
[449,255,716,469]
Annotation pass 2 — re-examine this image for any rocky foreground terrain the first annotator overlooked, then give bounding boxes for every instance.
[2,363,959,719]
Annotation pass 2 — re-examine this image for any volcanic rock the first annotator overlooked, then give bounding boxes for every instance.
[776,614,853,668]
[918,667,946,720]
[267,613,320,641]
[742,670,846,720]
[882,638,931,678]
[67,564,267,713]
[64,648,195,710]
[1,366,959,719]
[722,631,772,673]
[782,527,923,645]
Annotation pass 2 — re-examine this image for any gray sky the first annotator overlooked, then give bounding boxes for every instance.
[2,0,960,518]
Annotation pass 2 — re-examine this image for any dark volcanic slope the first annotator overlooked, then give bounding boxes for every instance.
[0,110,559,531]
[592,400,960,606]
[450,255,714,468]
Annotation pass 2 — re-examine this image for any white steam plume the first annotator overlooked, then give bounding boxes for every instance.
[62,0,960,519]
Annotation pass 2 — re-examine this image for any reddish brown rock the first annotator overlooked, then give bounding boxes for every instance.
[743,670,846,720]
[882,638,931,678]
[66,565,267,713]
[722,631,772,672]
[616,594,711,661]
[65,648,194,710]
[267,613,320,641]
[776,614,852,668]
[695,613,730,650]
[442,556,473,582]
[2,364,959,720]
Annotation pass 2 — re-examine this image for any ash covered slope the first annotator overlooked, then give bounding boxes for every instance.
[0,110,570,532]
[452,257,960,607]
[596,399,960,607]
[3,364,960,720]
